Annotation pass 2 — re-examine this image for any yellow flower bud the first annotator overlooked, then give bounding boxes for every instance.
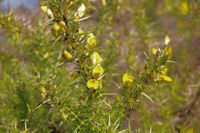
[116,95,120,101]
[51,29,59,37]
[165,35,170,45]
[70,71,77,79]
[165,46,172,59]
[40,86,47,98]
[156,68,172,82]
[64,50,72,60]
[59,21,66,32]
[43,52,49,59]
[152,47,157,55]
[181,2,189,15]
[79,28,84,34]
[87,33,96,49]
[102,0,107,6]
[40,86,45,92]
[54,22,60,31]
[67,43,72,50]
[93,65,104,79]
[60,109,66,119]
[40,6,53,18]
[90,52,103,65]
[77,4,86,17]
[41,6,48,13]
[122,72,134,87]
[157,73,172,82]
[87,79,102,90]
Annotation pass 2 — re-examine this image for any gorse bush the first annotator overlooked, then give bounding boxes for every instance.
[0,0,200,133]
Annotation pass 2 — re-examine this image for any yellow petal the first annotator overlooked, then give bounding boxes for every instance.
[67,43,72,50]
[152,47,157,55]
[181,2,189,15]
[102,0,107,6]
[70,71,77,79]
[64,50,72,60]
[162,75,172,82]
[78,4,86,17]
[79,28,84,34]
[157,73,172,82]
[165,46,172,59]
[116,95,120,101]
[41,93,46,98]
[90,52,103,65]
[51,29,59,37]
[187,128,193,133]
[54,22,60,31]
[160,68,168,75]
[87,79,102,90]
[181,129,186,133]
[93,65,104,79]
[40,86,47,98]
[59,21,66,32]
[40,86,45,92]
[87,33,96,49]
[123,72,134,87]
[43,52,49,59]
[41,6,48,13]
[60,109,66,119]
[41,6,53,17]
[165,35,170,45]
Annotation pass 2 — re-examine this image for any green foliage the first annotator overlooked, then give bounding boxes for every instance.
[0,0,200,132]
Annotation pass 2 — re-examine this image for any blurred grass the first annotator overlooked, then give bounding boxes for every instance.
[0,0,200,132]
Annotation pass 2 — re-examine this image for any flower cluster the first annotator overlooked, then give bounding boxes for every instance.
[122,72,134,87]
[40,3,105,94]
[121,35,173,104]
[151,35,172,82]
[87,51,104,92]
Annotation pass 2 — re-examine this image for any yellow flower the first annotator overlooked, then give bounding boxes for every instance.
[93,65,104,79]
[77,4,86,17]
[181,2,189,15]
[152,47,161,55]
[70,71,77,79]
[79,28,84,34]
[87,33,96,49]
[90,52,103,65]
[87,79,102,90]
[160,68,168,75]
[122,72,134,87]
[156,68,172,82]
[165,35,170,45]
[67,43,72,50]
[51,29,59,37]
[165,46,172,59]
[60,109,66,119]
[102,0,107,6]
[54,22,60,31]
[59,21,66,32]
[116,95,120,101]
[64,50,72,60]
[40,6,53,18]
[152,47,157,55]
[40,86,47,98]
[157,73,172,82]
[43,52,49,59]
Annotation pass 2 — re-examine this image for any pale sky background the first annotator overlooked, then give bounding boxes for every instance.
[1,0,40,9]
